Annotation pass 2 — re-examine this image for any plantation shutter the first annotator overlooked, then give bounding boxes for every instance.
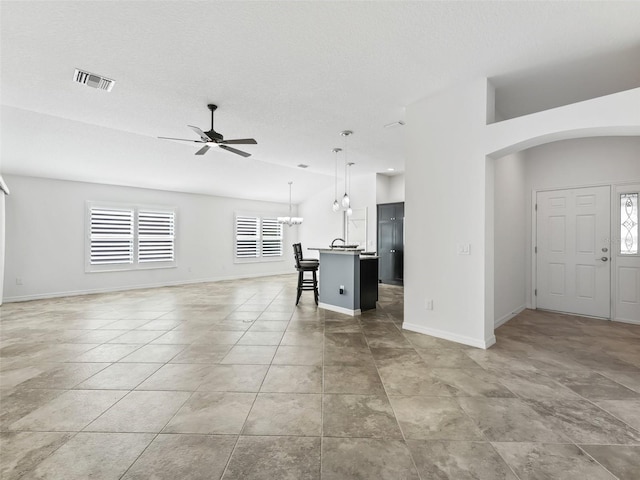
[261,217,283,257]
[138,210,175,263]
[236,215,260,258]
[89,207,134,265]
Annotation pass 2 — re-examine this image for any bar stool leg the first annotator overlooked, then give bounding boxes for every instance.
[312,270,318,305]
[296,271,304,305]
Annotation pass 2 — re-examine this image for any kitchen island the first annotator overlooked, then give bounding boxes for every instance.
[308,248,379,316]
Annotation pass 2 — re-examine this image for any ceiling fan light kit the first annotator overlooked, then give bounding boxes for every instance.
[159,104,257,157]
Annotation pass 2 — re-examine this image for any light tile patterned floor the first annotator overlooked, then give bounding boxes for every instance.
[1,274,639,479]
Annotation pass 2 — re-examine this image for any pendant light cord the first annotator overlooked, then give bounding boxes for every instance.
[344,155,348,196]
[334,151,338,199]
[344,134,348,196]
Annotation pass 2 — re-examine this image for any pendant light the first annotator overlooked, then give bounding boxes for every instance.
[332,148,341,212]
[340,130,352,209]
[346,162,354,216]
[277,181,303,226]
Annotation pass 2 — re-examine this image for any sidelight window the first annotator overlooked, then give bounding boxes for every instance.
[620,193,638,255]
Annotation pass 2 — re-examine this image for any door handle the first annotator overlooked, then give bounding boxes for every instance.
[599,257,608,262]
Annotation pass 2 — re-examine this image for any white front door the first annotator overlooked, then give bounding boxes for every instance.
[536,186,611,318]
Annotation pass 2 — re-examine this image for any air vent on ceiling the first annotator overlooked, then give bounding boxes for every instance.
[297,164,309,169]
[73,69,115,92]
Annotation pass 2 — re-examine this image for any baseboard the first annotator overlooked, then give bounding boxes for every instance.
[3,271,294,304]
[318,303,361,316]
[494,305,526,328]
[402,322,496,350]
[613,318,640,326]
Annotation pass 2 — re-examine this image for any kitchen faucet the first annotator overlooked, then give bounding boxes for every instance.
[331,238,346,248]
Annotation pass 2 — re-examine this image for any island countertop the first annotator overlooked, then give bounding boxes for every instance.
[308,248,378,258]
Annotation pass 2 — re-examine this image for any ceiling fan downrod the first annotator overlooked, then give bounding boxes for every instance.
[206,104,223,142]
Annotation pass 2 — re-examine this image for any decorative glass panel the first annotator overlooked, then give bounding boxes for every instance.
[620,193,638,255]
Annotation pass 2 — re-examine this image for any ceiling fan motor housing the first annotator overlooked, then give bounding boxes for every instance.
[206,129,224,142]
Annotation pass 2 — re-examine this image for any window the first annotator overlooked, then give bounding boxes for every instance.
[138,210,175,263]
[235,215,260,258]
[87,202,176,271]
[261,217,283,257]
[88,207,134,266]
[620,193,639,255]
[235,214,283,262]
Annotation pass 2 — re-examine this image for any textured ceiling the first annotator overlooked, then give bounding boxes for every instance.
[1,1,639,202]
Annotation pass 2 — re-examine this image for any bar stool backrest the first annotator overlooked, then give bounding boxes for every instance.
[293,243,303,269]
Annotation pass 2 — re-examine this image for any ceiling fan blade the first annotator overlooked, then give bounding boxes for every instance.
[188,125,211,142]
[220,138,258,145]
[159,136,206,144]
[195,145,211,155]
[219,145,251,157]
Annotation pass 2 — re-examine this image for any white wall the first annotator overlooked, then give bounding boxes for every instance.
[485,87,640,158]
[3,175,297,302]
[376,173,405,204]
[0,187,5,305]
[299,172,378,259]
[376,174,390,205]
[405,82,640,349]
[494,151,527,327]
[405,79,492,348]
[389,174,406,204]
[523,136,640,307]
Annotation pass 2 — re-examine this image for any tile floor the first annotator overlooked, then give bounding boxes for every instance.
[1,274,639,479]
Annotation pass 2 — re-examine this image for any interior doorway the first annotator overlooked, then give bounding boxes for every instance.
[536,185,611,318]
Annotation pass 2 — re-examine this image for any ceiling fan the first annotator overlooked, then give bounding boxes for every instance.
[159,104,257,157]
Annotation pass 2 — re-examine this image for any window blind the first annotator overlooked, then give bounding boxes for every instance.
[236,215,260,258]
[261,217,283,257]
[89,207,134,265]
[138,210,175,263]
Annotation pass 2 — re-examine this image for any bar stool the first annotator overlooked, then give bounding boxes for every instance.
[293,243,319,305]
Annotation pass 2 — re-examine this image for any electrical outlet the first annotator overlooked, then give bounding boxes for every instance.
[339,285,345,295]
[425,299,433,310]
[457,243,471,255]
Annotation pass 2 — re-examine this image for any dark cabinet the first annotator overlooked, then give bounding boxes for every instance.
[360,257,379,310]
[377,202,404,285]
